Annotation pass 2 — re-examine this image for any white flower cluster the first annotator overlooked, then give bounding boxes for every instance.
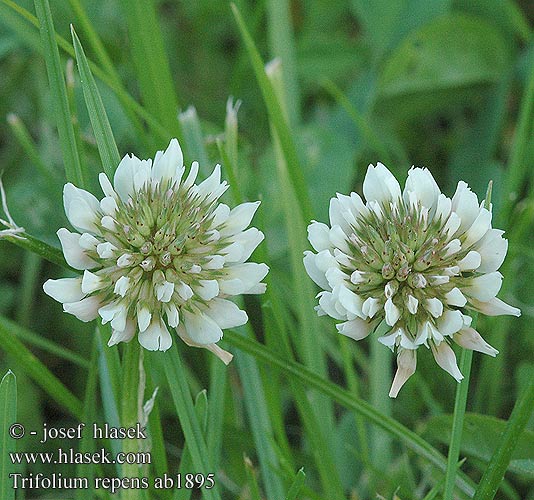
[304,164,520,397]
[44,139,268,361]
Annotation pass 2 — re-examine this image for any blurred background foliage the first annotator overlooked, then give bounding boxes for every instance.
[1,0,534,498]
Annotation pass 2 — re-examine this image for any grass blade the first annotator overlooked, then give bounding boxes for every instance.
[223,330,477,497]
[473,377,534,500]
[0,371,16,500]
[285,468,306,500]
[231,3,312,219]
[71,26,120,176]
[235,338,286,499]
[118,0,181,140]
[0,314,89,369]
[266,0,300,125]
[34,0,84,186]
[0,322,83,419]
[161,345,221,500]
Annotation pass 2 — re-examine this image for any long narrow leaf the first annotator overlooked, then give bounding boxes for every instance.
[118,0,181,140]
[473,378,534,500]
[0,324,82,418]
[231,3,312,219]
[285,468,306,500]
[223,330,477,497]
[71,26,120,175]
[0,371,16,500]
[34,0,84,186]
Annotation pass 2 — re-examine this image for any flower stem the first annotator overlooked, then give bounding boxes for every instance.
[162,345,221,500]
[120,342,142,500]
[443,346,474,500]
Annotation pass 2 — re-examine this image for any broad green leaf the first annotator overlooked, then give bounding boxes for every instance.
[0,371,16,500]
[422,412,534,478]
[34,0,84,187]
[71,26,120,176]
[350,0,450,60]
[378,14,510,106]
[453,0,531,42]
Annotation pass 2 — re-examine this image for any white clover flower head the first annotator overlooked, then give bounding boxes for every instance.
[304,163,520,397]
[43,139,268,362]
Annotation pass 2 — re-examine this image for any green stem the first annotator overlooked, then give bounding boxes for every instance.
[443,347,474,500]
[120,342,141,500]
[473,377,534,500]
[162,346,221,500]
[223,330,476,496]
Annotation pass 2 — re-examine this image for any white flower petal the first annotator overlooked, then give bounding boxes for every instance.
[164,303,180,328]
[384,298,400,326]
[406,295,419,314]
[151,138,184,184]
[100,197,118,216]
[457,251,481,271]
[57,228,98,270]
[453,328,498,356]
[303,251,329,289]
[97,241,117,259]
[468,297,521,317]
[462,208,491,248]
[363,163,401,203]
[139,319,172,351]
[196,279,219,301]
[43,277,84,304]
[137,306,152,333]
[337,286,364,318]
[81,270,105,294]
[99,173,115,198]
[63,183,100,233]
[183,161,199,189]
[219,263,269,295]
[444,287,467,307]
[362,296,381,318]
[475,229,508,273]
[463,272,502,301]
[183,310,223,345]
[389,349,417,398]
[308,221,331,252]
[113,154,143,201]
[108,319,136,347]
[425,298,444,318]
[436,309,464,337]
[318,291,345,320]
[403,167,440,210]
[114,276,130,297]
[63,295,102,322]
[431,342,463,382]
[177,282,194,301]
[329,225,350,253]
[155,280,175,302]
[220,201,261,237]
[336,318,372,341]
[203,298,248,329]
[451,181,480,235]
